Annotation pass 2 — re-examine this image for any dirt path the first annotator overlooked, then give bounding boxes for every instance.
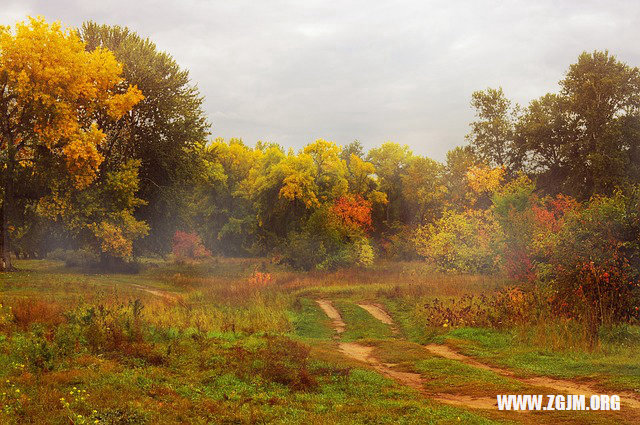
[355,301,640,411]
[315,299,346,334]
[357,303,395,325]
[338,340,498,409]
[424,344,513,375]
[317,299,499,410]
[131,284,180,301]
[424,344,640,410]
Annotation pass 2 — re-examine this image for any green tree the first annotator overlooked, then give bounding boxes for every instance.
[515,93,575,193]
[193,138,260,255]
[401,156,445,225]
[367,142,413,226]
[80,22,210,253]
[559,50,640,197]
[443,146,477,209]
[467,87,520,170]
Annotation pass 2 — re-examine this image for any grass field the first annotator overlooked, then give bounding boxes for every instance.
[0,258,639,424]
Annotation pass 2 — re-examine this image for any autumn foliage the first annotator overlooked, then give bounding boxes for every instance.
[0,17,144,266]
[330,195,372,231]
[172,231,211,261]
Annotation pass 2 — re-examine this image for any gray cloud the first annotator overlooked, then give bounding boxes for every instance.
[2,0,639,160]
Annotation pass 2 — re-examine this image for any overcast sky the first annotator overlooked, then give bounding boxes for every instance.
[2,1,639,160]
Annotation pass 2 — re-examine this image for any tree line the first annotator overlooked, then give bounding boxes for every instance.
[1,17,639,285]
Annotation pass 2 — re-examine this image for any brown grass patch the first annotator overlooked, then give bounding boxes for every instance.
[12,299,66,329]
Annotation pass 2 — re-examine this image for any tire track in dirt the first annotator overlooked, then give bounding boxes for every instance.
[354,303,640,411]
[425,344,640,410]
[357,302,640,411]
[315,299,346,335]
[357,303,399,335]
[316,299,500,410]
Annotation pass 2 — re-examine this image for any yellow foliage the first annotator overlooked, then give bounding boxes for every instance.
[0,16,143,186]
[89,213,149,260]
[90,221,132,259]
[61,125,105,188]
[466,165,505,195]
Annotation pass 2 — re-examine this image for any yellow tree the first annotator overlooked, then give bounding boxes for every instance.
[0,17,143,269]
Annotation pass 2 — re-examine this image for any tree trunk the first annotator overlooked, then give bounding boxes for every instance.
[2,142,14,271]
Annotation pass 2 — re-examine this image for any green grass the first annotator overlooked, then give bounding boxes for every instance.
[334,300,394,342]
[440,327,640,393]
[415,357,525,394]
[290,298,334,340]
[1,259,639,424]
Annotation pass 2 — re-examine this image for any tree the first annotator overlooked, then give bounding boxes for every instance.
[367,142,412,226]
[340,140,364,163]
[302,139,348,202]
[38,159,150,262]
[80,22,210,253]
[193,138,261,255]
[467,87,520,171]
[443,146,477,209]
[401,156,445,225]
[515,93,575,193]
[559,50,640,197]
[0,17,143,270]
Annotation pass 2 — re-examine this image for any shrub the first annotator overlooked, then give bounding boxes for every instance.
[413,209,502,273]
[541,189,640,345]
[47,248,100,268]
[280,207,375,271]
[12,299,65,330]
[255,336,317,391]
[380,224,420,260]
[172,231,211,262]
[415,286,545,329]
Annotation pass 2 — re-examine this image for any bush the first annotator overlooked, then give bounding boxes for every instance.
[172,231,211,262]
[413,209,502,273]
[415,286,545,329]
[11,299,65,330]
[380,224,420,260]
[543,190,640,344]
[47,248,100,268]
[280,208,375,271]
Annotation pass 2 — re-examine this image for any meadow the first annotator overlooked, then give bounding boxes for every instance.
[0,258,638,424]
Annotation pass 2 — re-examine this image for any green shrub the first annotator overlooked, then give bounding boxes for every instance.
[280,208,375,271]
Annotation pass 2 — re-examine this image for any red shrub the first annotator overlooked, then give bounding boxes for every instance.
[172,231,211,261]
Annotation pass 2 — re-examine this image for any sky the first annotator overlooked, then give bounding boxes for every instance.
[2,1,639,160]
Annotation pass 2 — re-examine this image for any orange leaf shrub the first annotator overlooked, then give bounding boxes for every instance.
[330,194,372,232]
[248,271,273,286]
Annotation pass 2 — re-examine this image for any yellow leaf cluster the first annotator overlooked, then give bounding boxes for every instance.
[466,165,505,194]
[89,221,133,259]
[0,16,144,185]
[61,125,105,188]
